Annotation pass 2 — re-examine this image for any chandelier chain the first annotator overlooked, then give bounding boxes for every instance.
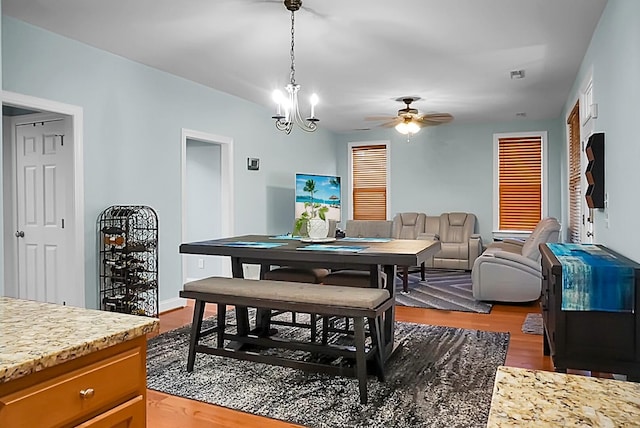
[271,0,318,134]
[289,10,296,85]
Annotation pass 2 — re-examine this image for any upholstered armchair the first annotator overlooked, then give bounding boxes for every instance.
[471,217,561,302]
[263,219,337,283]
[424,212,482,270]
[322,220,393,288]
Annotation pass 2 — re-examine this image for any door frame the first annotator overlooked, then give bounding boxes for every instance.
[177,128,234,310]
[2,90,85,306]
[579,70,596,243]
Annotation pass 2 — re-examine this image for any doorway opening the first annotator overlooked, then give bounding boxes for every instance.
[176,129,234,312]
[2,91,85,307]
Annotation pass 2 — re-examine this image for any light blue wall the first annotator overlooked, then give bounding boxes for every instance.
[562,0,640,263]
[185,140,222,280]
[335,117,564,244]
[1,16,339,307]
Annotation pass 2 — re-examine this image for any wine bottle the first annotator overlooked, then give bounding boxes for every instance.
[101,226,124,235]
[104,235,125,246]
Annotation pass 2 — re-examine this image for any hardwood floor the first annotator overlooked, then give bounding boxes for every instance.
[146,300,550,427]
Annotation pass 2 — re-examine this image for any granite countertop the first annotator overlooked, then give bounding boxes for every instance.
[487,366,640,427]
[0,296,159,384]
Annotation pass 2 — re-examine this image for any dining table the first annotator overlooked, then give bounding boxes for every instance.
[179,234,441,360]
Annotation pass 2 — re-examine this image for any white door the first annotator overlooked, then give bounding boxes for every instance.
[15,119,68,304]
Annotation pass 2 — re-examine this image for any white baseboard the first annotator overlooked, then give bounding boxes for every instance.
[159,297,187,314]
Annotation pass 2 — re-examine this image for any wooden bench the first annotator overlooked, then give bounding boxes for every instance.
[179,276,393,404]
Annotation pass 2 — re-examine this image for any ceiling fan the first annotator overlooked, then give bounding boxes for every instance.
[366,97,454,136]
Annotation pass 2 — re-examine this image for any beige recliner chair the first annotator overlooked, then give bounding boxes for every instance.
[425,212,482,270]
[391,213,427,292]
[471,217,561,302]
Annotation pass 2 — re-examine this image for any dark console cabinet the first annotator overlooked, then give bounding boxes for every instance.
[540,243,640,379]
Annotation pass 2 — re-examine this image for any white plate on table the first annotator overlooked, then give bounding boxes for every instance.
[300,237,337,243]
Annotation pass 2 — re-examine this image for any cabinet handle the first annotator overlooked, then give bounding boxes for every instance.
[79,388,95,399]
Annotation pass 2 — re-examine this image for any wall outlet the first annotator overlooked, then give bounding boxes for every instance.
[197,258,204,269]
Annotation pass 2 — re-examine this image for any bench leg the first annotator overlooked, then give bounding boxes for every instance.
[322,316,329,345]
[187,299,206,372]
[310,313,317,342]
[420,262,425,281]
[368,316,385,382]
[217,303,226,347]
[354,317,368,404]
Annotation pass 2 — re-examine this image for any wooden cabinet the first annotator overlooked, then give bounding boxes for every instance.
[540,244,640,378]
[0,336,148,428]
[75,395,145,428]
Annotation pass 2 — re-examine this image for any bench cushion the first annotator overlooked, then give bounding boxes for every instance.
[183,277,390,310]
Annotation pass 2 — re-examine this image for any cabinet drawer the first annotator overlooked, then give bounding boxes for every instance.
[0,347,143,428]
[74,395,145,428]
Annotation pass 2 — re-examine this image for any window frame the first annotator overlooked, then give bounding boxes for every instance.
[566,101,582,243]
[347,140,391,221]
[492,131,548,238]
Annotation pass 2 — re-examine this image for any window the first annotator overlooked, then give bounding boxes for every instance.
[493,132,547,233]
[349,142,389,220]
[567,102,582,243]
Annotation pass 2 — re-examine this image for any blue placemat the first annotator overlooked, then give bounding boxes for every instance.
[340,237,392,243]
[547,243,635,312]
[221,241,286,249]
[269,234,302,240]
[298,245,367,253]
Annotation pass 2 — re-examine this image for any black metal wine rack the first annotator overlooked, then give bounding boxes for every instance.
[98,205,158,317]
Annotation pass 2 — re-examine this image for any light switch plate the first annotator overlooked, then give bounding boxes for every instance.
[247,157,260,170]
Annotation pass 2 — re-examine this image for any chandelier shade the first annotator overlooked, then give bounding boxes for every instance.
[271,0,318,134]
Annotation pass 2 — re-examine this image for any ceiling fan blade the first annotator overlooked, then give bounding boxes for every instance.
[365,116,397,121]
[419,113,454,124]
[380,118,402,128]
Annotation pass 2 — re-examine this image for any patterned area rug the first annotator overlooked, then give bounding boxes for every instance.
[147,313,509,428]
[395,269,493,314]
[522,313,543,335]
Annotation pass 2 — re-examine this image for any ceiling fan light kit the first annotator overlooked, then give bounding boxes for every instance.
[271,0,319,134]
[395,118,421,135]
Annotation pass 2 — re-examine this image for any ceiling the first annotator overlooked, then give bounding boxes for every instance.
[3,0,608,133]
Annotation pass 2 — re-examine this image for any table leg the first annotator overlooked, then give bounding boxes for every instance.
[402,266,409,293]
[256,263,273,336]
[231,257,249,336]
[382,264,397,361]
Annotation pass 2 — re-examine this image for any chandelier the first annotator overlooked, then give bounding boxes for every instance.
[271,0,319,134]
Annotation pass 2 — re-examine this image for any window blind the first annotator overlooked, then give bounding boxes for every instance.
[352,145,387,220]
[567,102,582,243]
[498,136,542,230]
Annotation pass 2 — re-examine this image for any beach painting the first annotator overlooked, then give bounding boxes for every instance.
[295,173,341,221]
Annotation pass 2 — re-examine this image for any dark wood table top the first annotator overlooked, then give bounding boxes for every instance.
[180,234,440,267]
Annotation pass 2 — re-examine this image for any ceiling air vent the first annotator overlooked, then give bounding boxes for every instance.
[510,70,525,79]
